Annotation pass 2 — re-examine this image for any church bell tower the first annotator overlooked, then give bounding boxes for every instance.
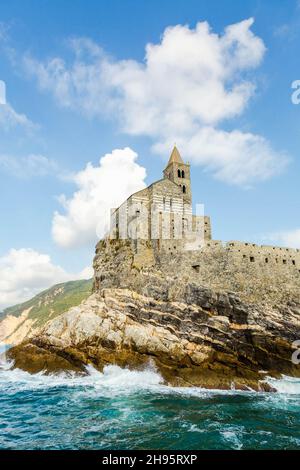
[163,146,191,204]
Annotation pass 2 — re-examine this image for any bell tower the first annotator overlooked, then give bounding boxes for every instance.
[163,146,191,204]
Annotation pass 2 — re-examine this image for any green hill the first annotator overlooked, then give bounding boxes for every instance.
[0,278,93,328]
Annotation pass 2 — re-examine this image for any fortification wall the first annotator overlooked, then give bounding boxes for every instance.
[153,239,300,304]
[225,240,300,269]
[93,237,300,306]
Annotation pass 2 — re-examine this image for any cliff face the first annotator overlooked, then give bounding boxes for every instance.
[0,280,93,345]
[93,239,300,306]
[7,241,300,390]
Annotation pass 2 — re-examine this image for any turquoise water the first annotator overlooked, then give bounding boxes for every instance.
[0,360,299,450]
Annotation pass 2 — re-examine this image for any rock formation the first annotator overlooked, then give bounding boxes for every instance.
[5,149,300,389]
[7,240,300,391]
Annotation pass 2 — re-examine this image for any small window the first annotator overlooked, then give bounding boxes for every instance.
[177,169,181,177]
[265,258,268,263]
[292,260,296,265]
[192,264,200,273]
[182,185,186,194]
[181,170,185,178]
[250,256,255,262]
[283,259,287,264]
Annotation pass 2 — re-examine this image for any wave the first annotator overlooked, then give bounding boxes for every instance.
[0,362,163,395]
[1,355,300,397]
[265,375,300,395]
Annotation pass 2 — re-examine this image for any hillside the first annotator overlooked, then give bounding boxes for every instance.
[0,279,93,345]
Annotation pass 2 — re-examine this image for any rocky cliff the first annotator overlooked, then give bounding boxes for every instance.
[0,279,93,345]
[6,240,300,391]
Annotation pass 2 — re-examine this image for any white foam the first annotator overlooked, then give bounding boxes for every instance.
[221,429,244,450]
[1,353,300,398]
[0,360,164,396]
[265,375,300,395]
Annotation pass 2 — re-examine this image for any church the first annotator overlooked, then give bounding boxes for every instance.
[110,146,211,252]
[108,146,300,274]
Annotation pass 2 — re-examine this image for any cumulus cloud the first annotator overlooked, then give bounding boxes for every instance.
[24,18,287,186]
[52,147,147,248]
[264,228,300,249]
[0,248,93,310]
[153,128,287,187]
[0,154,58,178]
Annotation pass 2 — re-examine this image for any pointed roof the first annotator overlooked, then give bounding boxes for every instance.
[166,145,184,166]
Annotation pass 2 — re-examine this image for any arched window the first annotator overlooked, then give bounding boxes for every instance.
[181,170,185,178]
[182,185,186,194]
[177,169,181,177]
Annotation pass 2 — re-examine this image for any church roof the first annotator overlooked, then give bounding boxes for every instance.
[166,145,184,166]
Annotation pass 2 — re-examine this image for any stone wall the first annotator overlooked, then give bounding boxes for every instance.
[93,237,300,307]
[225,240,300,269]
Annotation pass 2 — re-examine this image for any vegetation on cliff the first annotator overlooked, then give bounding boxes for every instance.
[0,279,93,344]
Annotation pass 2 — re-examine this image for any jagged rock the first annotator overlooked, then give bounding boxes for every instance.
[8,285,300,391]
[7,239,300,390]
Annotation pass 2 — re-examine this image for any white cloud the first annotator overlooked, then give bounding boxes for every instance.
[0,79,5,104]
[24,18,288,186]
[0,78,34,131]
[153,128,288,187]
[52,147,147,248]
[264,228,300,249]
[0,154,58,178]
[0,248,93,310]
[0,100,34,130]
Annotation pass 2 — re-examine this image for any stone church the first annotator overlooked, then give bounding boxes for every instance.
[110,146,211,252]
[108,146,300,275]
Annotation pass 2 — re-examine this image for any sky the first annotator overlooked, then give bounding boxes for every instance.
[0,0,300,308]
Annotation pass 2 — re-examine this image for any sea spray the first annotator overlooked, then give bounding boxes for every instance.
[0,363,299,450]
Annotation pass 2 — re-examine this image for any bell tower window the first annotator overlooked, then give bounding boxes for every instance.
[182,185,186,194]
[181,170,185,178]
[177,169,181,177]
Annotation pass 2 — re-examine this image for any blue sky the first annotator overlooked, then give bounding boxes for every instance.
[0,0,300,308]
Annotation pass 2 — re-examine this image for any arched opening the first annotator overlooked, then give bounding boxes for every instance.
[182,185,186,194]
[177,169,181,177]
[181,170,185,178]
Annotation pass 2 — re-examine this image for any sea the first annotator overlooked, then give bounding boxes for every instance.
[0,351,299,450]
